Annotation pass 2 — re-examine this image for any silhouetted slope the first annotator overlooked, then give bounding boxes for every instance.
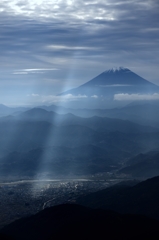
[118,101,159,128]
[119,151,159,177]
[0,121,54,152]
[0,104,30,117]
[77,176,159,220]
[1,204,159,240]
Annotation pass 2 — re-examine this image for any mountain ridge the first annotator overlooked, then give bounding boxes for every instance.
[1,203,159,240]
[76,176,159,220]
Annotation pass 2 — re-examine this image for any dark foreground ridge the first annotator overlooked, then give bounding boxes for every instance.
[77,176,159,220]
[1,203,159,240]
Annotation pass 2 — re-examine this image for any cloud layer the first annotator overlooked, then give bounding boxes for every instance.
[0,0,159,105]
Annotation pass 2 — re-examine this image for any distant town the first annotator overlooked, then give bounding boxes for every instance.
[0,174,130,229]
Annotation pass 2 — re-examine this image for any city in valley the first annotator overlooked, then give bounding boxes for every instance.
[0,174,130,229]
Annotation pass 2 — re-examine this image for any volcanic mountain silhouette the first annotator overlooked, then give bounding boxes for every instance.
[60,67,159,97]
[58,67,159,108]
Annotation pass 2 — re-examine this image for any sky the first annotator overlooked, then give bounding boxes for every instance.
[0,0,159,106]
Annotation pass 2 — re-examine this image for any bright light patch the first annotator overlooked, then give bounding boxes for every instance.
[1,0,117,21]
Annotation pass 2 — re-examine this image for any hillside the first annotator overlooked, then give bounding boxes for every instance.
[76,176,159,220]
[1,204,159,240]
[119,151,159,178]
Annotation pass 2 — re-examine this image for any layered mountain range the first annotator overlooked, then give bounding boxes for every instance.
[0,106,158,179]
[0,67,158,179]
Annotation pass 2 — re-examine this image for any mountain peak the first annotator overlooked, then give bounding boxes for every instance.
[105,67,130,73]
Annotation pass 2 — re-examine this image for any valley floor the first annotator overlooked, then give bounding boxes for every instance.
[0,175,132,229]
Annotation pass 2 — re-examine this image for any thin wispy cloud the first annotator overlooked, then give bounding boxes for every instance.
[114,93,159,101]
[91,95,98,98]
[13,72,28,75]
[99,84,133,87]
[47,45,95,51]
[13,68,59,75]
[22,68,59,72]
[29,93,88,103]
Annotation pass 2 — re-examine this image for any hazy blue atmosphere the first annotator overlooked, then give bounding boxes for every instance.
[0,0,159,106]
[0,1,159,239]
